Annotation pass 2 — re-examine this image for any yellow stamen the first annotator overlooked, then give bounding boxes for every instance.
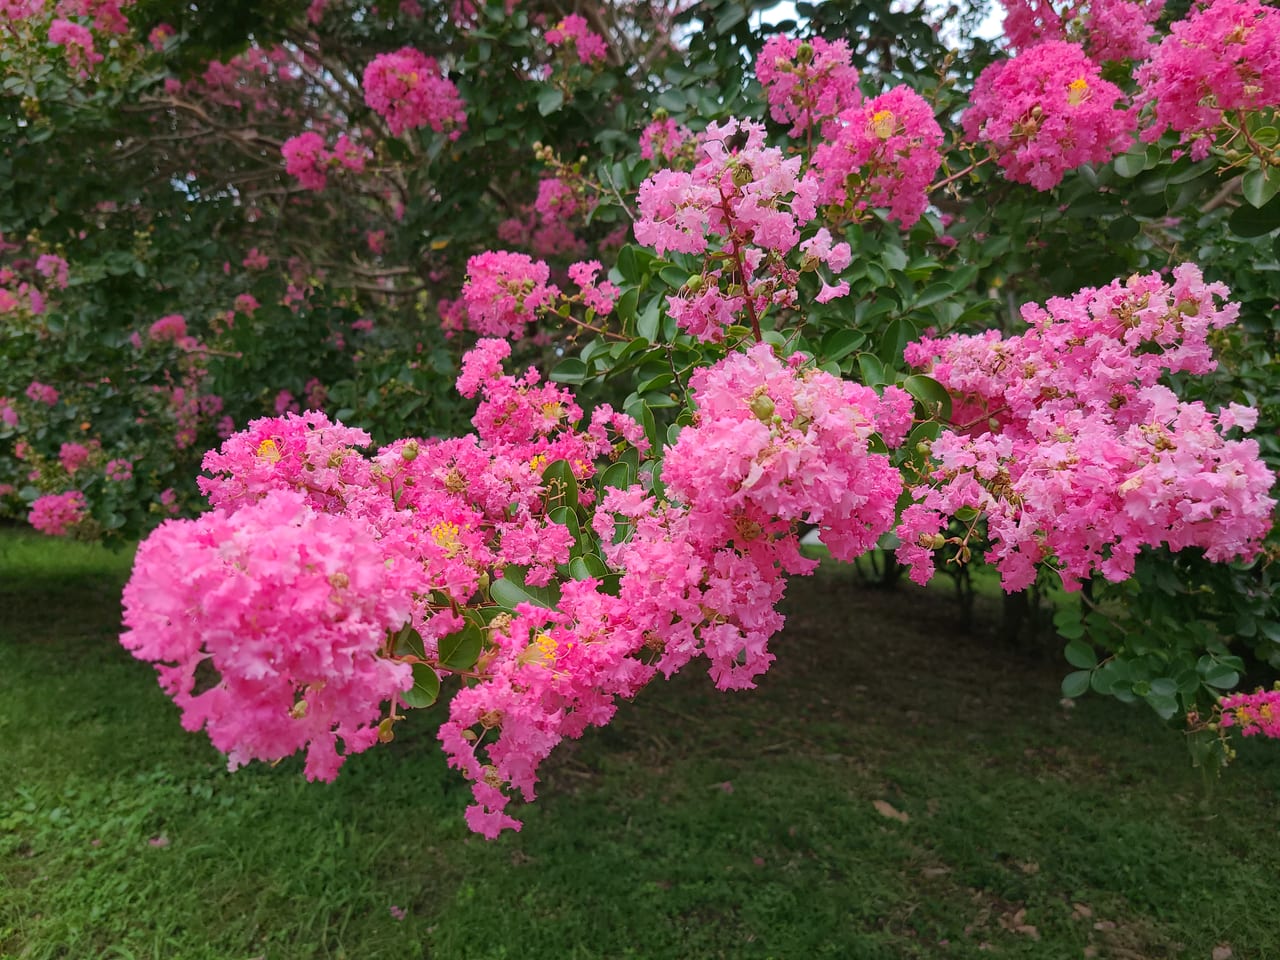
[256,438,282,462]
[869,109,896,140]
[431,521,462,556]
[1068,77,1089,106]
[520,632,560,667]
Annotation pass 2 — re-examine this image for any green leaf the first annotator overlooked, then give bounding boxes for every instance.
[1242,167,1280,209]
[715,3,746,33]
[658,265,688,288]
[822,328,866,363]
[541,459,579,512]
[392,624,426,659]
[569,554,609,580]
[1053,606,1085,641]
[1064,639,1097,670]
[438,621,484,672]
[1202,662,1240,690]
[537,87,564,116]
[550,358,587,384]
[401,664,440,708]
[1113,147,1150,178]
[1061,670,1092,698]
[1228,193,1280,237]
[857,353,885,386]
[1144,692,1178,721]
[637,297,661,342]
[598,460,636,493]
[490,566,561,610]
[913,283,953,309]
[1107,216,1140,241]
[901,374,952,421]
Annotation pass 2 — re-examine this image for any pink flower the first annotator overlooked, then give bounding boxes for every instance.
[282,133,329,191]
[567,260,620,315]
[363,48,467,138]
[106,458,133,482]
[898,265,1275,591]
[545,14,608,65]
[755,35,861,138]
[30,491,87,536]
[121,490,419,782]
[48,19,103,76]
[1134,0,1280,159]
[275,390,300,416]
[59,442,93,475]
[639,117,690,162]
[331,134,369,173]
[812,86,943,227]
[25,381,58,406]
[460,251,559,339]
[35,254,69,289]
[1219,688,1280,738]
[242,248,269,270]
[963,41,1134,190]
[148,23,175,50]
[148,314,188,342]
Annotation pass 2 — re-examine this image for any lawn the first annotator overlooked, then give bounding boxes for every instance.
[2,526,1278,959]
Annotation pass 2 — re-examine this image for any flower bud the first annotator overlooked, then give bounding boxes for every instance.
[796,42,814,64]
[401,440,419,461]
[749,393,775,421]
[377,717,396,743]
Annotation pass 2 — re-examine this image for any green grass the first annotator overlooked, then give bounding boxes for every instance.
[3,526,1279,959]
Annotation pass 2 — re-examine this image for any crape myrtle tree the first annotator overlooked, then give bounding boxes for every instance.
[1,0,1278,834]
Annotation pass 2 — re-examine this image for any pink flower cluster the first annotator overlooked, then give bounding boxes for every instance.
[362,48,467,139]
[1000,0,1165,62]
[635,118,852,340]
[545,14,608,65]
[598,345,910,690]
[35,254,69,289]
[48,18,103,76]
[25,381,58,406]
[1219,688,1280,738]
[639,117,691,162]
[281,132,370,191]
[567,260,620,315]
[812,85,944,227]
[122,489,419,782]
[460,251,559,339]
[56,0,132,34]
[59,441,94,474]
[1086,0,1166,63]
[755,35,861,139]
[1134,0,1280,160]
[148,313,188,343]
[29,490,87,536]
[0,258,48,316]
[897,265,1276,591]
[963,41,1133,190]
[125,346,644,834]
[282,133,328,190]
